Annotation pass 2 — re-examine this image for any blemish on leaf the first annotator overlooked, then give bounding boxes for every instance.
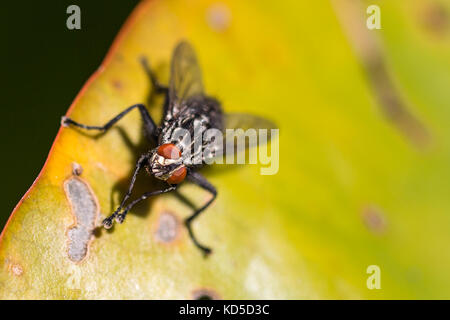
[64,177,99,263]
[112,80,123,90]
[154,211,180,243]
[422,2,449,36]
[96,162,108,172]
[192,288,220,300]
[362,205,387,235]
[72,162,83,176]
[206,3,231,32]
[332,0,432,149]
[7,262,23,277]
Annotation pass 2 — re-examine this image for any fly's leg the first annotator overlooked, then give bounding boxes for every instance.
[102,154,149,228]
[112,185,177,224]
[140,57,170,115]
[185,171,217,257]
[140,57,168,94]
[61,103,158,143]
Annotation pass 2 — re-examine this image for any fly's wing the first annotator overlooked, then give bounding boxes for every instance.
[203,113,277,162]
[223,113,277,152]
[168,41,204,113]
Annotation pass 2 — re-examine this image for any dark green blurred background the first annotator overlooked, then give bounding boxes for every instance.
[1,1,139,230]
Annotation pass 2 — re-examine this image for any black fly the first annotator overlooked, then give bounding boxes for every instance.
[62,41,275,256]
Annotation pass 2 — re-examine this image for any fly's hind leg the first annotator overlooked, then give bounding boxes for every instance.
[185,171,217,257]
[140,57,170,115]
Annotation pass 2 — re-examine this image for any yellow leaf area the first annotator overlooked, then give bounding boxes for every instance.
[1,0,450,299]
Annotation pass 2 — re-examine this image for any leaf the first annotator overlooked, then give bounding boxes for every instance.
[1,0,450,299]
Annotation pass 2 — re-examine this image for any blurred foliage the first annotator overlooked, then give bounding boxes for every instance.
[1,0,450,298]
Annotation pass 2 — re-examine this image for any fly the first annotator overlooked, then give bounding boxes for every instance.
[62,41,276,256]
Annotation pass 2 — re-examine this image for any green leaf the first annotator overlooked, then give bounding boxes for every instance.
[1,0,450,299]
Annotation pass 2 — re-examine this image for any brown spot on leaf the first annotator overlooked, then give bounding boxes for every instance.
[64,176,99,263]
[206,3,231,32]
[192,288,220,300]
[362,205,387,235]
[154,211,180,243]
[422,2,449,36]
[112,80,123,90]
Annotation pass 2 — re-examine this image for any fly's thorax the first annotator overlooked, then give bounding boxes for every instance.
[146,144,187,184]
[159,110,220,167]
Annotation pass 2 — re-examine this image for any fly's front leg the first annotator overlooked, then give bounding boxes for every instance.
[61,103,158,143]
[102,154,150,228]
[185,171,217,257]
[114,185,177,224]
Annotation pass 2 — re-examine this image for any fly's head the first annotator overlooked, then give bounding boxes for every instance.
[147,143,187,184]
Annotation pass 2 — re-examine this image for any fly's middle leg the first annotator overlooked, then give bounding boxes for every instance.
[61,103,158,143]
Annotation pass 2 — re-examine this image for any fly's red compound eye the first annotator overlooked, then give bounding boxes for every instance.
[157,143,181,160]
[157,144,186,184]
[167,166,187,184]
